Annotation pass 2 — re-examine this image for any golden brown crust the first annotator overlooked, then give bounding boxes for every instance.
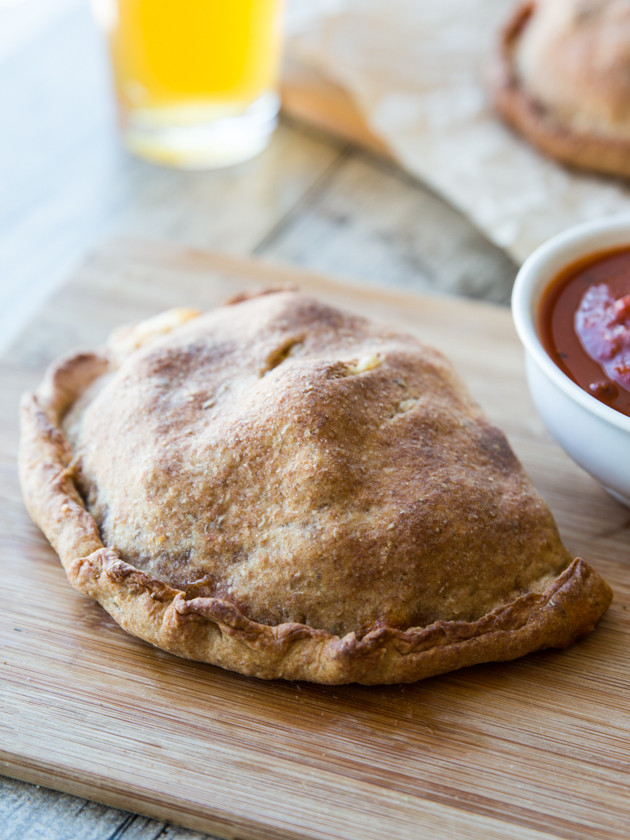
[489,1,630,178]
[18,292,613,684]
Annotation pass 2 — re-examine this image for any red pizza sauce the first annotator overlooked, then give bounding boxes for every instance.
[538,246,630,418]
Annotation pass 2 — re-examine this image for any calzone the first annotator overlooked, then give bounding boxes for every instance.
[19,291,612,684]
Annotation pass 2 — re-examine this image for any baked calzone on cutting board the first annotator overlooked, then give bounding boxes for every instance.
[19,291,612,683]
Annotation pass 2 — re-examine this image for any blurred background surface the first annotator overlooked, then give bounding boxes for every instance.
[0,0,519,356]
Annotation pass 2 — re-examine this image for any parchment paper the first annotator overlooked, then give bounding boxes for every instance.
[286,0,630,264]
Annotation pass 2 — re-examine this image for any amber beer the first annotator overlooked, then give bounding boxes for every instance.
[93,0,284,167]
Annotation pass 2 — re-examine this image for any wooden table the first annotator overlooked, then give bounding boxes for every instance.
[1,3,530,839]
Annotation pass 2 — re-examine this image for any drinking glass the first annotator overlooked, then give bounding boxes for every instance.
[92,0,284,168]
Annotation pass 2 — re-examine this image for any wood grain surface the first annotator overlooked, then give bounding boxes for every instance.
[281,56,389,158]
[1,240,629,840]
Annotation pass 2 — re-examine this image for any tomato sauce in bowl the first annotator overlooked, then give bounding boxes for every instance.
[538,246,630,418]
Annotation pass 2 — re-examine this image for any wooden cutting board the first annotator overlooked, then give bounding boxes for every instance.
[281,56,390,156]
[1,239,629,840]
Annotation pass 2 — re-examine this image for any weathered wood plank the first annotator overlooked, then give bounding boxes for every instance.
[0,777,214,840]
[257,146,517,303]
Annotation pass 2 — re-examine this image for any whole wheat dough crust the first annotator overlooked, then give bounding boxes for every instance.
[19,291,612,684]
[490,1,630,178]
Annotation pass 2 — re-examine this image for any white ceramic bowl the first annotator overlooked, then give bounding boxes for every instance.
[512,215,630,508]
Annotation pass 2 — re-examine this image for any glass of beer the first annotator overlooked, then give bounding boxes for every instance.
[92,0,284,168]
